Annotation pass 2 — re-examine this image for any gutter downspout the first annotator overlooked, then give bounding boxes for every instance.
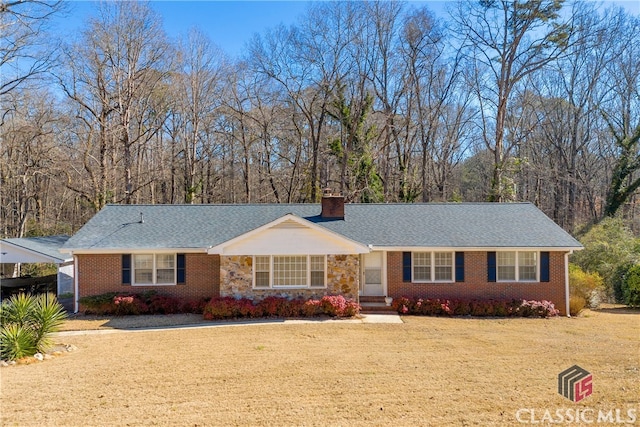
[73,254,79,314]
[565,251,573,318]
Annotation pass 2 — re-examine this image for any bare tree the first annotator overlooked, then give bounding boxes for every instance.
[452,0,571,201]
[600,10,640,218]
[59,2,172,207]
[0,0,62,97]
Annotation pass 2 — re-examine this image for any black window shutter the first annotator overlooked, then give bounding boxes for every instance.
[455,252,465,282]
[402,252,412,282]
[177,254,186,284]
[487,252,496,282]
[122,254,131,285]
[540,251,550,282]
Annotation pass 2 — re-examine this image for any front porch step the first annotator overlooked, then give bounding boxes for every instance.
[359,302,396,313]
[359,296,386,304]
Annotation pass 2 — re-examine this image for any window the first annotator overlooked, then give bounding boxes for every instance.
[310,256,325,288]
[497,251,537,282]
[273,256,307,287]
[413,252,431,281]
[253,255,326,289]
[434,252,453,281]
[254,256,270,288]
[412,252,454,282]
[518,252,537,281]
[497,252,516,281]
[133,254,176,285]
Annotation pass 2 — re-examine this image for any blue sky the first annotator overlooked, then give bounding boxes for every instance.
[58,1,638,57]
[57,1,448,56]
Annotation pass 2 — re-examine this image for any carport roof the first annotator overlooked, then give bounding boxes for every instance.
[0,235,72,264]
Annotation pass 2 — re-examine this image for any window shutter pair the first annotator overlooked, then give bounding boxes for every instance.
[486,251,550,282]
[401,251,465,283]
[121,254,186,285]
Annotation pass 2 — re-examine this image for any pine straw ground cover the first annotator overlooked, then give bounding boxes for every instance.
[1,309,638,426]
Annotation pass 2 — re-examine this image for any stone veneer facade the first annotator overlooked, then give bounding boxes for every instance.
[220,254,359,300]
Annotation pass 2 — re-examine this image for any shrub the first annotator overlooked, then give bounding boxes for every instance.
[202,295,359,321]
[79,292,120,315]
[569,264,605,308]
[180,298,209,314]
[80,292,209,315]
[569,295,587,316]
[623,264,640,307]
[0,293,67,361]
[571,217,640,300]
[392,296,559,318]
[203,297,238,320]
[318,295,360,317]
[148,295,182,314]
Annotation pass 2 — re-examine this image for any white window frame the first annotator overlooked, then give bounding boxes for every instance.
[132,253,177,286]
[497,251,539,282]
[252,255,327,289]
[412,251,454,283]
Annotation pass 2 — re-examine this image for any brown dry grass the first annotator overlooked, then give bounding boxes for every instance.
[1,309,638,426]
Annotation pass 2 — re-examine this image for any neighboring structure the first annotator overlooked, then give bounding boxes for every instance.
[61,195,583,315]
[0,235,74,298]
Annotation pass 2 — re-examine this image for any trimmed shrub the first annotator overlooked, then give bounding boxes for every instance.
[393,296,559,318]
[202,295,360,321]
[80,292,208,316]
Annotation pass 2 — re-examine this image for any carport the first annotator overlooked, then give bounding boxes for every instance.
[0,235,74,303]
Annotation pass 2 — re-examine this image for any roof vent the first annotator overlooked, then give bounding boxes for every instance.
[139,212,144,224]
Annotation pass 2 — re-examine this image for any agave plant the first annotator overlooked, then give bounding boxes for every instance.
[0,293,67,361]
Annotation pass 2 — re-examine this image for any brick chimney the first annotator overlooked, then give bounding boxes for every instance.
[321,188,344,219]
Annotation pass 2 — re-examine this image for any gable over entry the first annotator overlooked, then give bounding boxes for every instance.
[207,214,370,256]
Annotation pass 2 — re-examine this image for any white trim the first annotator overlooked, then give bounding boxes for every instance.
[496,250,539,282]
[565,251,573,317]
[372,246,582,252]
[411,251,455,283]
[73,255,79,314]
[251,254,327,289]
[208,214,370,255]
[63,248,206,255]
[131,253,177,286]
[0,240,72,264]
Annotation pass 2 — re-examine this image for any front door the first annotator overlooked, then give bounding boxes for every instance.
[363,251,384,296]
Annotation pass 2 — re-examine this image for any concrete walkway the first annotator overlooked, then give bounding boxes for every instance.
[54,313,403,337]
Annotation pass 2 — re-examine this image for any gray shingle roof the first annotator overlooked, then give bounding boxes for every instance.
[62,203,582,251]
[2,235,72,262]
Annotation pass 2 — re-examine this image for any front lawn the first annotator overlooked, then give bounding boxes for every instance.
[1,309,638,426]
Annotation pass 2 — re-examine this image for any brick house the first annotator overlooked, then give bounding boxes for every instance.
[61,195,582,315]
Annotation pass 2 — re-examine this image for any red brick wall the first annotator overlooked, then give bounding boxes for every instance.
[386,251,568,315]
[77,253,220,307]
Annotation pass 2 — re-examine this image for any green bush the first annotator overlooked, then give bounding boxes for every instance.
[0,293,67,361]
[572,218,640,301]
[623,265,640,307]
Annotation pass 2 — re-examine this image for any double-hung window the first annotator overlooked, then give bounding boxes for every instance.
[497,251,537,282]
[133,254,176,285]
[412,252,453,282]
[253,255,326,288]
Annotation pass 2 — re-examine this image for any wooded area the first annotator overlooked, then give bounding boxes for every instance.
[1,0,639,239]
